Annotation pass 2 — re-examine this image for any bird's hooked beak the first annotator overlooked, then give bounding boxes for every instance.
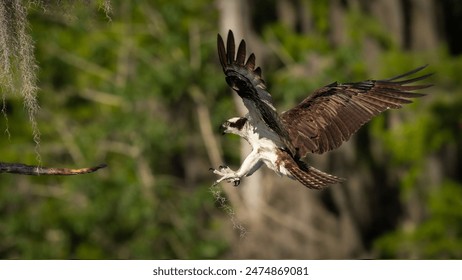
[219,122,228,135]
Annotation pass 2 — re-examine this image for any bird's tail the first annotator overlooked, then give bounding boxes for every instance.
[290,164,345,190]
[279,150,344,189]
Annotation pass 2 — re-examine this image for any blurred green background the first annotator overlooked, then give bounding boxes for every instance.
[0,0,461,259]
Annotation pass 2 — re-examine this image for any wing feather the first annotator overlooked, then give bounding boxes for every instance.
[217,30,294,152]
[281,66,432,155]
[226,31,235,64]
[245,53,256,70]
[254,66,262,78]
[236,40,246,65]
[217,35,227,71]
[385,65,429,81]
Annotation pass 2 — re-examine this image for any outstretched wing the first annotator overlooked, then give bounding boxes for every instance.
[281,66,432,156]
[217,30,292,150]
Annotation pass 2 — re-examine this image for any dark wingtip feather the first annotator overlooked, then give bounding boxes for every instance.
[217,33,226,70]
[385,65,429,82]
[226,30,235,64]
[395,72,434,85]
[246,53,256,70]
[236,40,246,65]
[380,65,433,94]
[254,66,262,77]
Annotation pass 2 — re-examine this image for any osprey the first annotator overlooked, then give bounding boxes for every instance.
[211,30,432,189]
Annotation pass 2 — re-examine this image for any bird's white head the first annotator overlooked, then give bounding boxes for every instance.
[220,117,248,137]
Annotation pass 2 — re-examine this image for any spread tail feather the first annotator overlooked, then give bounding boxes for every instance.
[278,150,344,189]
[290,165,345,190]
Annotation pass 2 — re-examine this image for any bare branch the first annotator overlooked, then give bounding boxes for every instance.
[0,162,107,175]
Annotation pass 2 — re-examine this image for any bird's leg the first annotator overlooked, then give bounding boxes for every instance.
[210,149,262,186]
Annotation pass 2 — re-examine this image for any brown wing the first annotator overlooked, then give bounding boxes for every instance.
[281,66,433,156]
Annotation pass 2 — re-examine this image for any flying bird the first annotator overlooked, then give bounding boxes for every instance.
[211,30,432,189]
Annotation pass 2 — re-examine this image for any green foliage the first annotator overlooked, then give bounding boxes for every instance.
[309,0,330,34]
[369,47,462,258]
[0,0,229,259]
[346,8,395,50]
[1,0,461,260]
[375,181,462,259]
[369,50,462,185]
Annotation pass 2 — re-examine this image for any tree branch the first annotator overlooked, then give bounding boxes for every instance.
[0,162,107,175]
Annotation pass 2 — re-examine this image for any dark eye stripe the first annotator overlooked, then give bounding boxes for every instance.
[229,117,247,130]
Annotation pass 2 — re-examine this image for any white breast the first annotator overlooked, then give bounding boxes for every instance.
[244,119,292,177]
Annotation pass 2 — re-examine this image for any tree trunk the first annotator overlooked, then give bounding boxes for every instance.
[409,0,439,51]
[217,0,264,223]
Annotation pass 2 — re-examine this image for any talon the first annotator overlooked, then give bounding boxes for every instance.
[233,179,240,187]
[209,167,215,171]
[219,165,228,170]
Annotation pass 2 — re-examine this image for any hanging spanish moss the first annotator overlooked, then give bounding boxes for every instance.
[0,0,112,163]
[0,0,40,160]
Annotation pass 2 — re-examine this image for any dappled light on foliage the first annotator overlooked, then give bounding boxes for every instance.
[0,0,461,259]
